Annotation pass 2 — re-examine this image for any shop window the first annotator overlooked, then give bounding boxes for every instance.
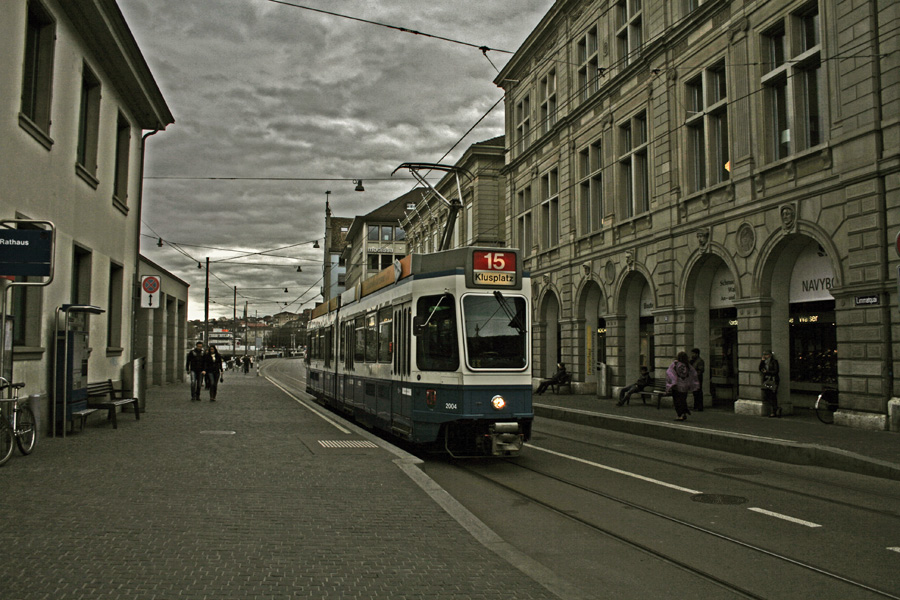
[789,300,837,385]
[639,316,654,370]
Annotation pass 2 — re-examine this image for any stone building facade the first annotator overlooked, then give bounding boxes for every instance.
[401,137,507,253]
[0,0,173,415]
[342,189,424,291]
[496,0,898,428]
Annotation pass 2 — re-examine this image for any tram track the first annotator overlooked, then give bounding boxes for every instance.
[448,455,900,600]
[534,429,900,520]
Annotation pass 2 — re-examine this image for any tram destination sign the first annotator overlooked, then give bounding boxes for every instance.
[468,249,520,289]
[0,229,53,277]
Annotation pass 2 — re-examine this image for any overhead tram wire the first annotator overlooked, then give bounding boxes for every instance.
[266,0,514,56]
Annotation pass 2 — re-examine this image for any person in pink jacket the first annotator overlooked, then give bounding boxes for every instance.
[666,351,699,421]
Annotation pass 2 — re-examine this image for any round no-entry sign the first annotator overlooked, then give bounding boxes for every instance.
[896,231,900,258]
[142,276,160,294]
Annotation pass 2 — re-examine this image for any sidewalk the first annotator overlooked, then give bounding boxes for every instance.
[0,373,556,600]
[534,392,900,481]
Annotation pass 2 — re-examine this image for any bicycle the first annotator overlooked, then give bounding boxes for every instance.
[814,387,838,424]
[0,377,36,466]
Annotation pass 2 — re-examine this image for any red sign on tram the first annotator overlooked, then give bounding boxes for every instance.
[472,251,517,286]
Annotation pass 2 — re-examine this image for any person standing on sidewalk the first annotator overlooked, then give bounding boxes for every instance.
[185,341,205,401]
[759,350,780,417]
[202,345,224,402]
[690,348,705,411]
[666,351,699,421]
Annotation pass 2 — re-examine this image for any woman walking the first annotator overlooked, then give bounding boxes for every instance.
[759,350,780,417]
[202,345,224,402]
[666,351,699,421]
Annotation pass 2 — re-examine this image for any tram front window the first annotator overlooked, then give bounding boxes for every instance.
[415,294,459,371]
[463,294,528,370]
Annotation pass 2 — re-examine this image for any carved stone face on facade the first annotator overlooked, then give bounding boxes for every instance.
[696,228,710,251]
[780,204,796,232]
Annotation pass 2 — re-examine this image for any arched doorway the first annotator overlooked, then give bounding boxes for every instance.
[539,291,561,379]
[687,256,739,406]
[763,235,838,408]
[619,273,653,383]
[577,281,605,389]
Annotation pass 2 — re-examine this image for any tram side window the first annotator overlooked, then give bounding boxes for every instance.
[354,316,365,362]
[324,326,333,367]
[378,307,392,363]
[366,313,377,362]
[415,294,459,371]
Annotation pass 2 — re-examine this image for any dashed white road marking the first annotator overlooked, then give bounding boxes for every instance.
[748,507,822,528]
[529,445,702,494]
[888,547,900,554]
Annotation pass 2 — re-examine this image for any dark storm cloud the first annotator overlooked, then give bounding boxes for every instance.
[123,0,550,319]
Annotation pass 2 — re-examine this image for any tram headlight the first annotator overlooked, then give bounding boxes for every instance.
[491,395,506,410]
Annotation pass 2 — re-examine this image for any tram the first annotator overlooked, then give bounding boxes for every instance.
[306,246,532,456]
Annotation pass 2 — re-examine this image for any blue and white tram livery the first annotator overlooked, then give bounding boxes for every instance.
[306,246,532,456]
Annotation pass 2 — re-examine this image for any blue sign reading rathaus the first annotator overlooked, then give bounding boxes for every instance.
[0,230,53,276]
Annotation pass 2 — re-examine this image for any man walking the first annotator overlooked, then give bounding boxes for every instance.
[186,341,205,401]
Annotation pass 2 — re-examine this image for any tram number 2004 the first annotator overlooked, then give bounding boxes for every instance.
[445,403,458,410]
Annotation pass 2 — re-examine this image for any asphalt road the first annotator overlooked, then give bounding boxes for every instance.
[269,358,900,600]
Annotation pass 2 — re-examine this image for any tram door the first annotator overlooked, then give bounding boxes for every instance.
[392,302,412,428]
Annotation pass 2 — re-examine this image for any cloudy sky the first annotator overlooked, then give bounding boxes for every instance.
[120,0,551,321]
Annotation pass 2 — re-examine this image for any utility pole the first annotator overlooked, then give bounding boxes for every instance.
[204,257,210,344]
[233,285,237,358]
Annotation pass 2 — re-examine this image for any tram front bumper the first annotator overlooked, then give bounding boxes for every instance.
[489,422,524,455]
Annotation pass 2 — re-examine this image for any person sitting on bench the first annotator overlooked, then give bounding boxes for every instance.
[535,362,568,395]
[617,366,651,406]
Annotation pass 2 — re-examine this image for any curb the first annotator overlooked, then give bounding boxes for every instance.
[534,404,900,482]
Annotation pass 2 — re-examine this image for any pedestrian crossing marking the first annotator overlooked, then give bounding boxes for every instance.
[318,439,378,449]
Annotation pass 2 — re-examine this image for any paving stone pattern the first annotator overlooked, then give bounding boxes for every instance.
[0,373,554,599]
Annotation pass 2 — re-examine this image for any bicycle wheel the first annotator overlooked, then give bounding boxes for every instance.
[15,405,36,455]
[0,418,14,466]
[815,390,837,424]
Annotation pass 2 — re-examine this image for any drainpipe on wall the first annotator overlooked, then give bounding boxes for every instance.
[131,128,160,387]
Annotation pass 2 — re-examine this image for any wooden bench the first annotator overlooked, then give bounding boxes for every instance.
[549,372,572,394]
[69,407,99,433]
[86,380,140,429]
[637,377,668,409]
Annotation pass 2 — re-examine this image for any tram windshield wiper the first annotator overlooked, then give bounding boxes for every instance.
[493,291,527,335]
